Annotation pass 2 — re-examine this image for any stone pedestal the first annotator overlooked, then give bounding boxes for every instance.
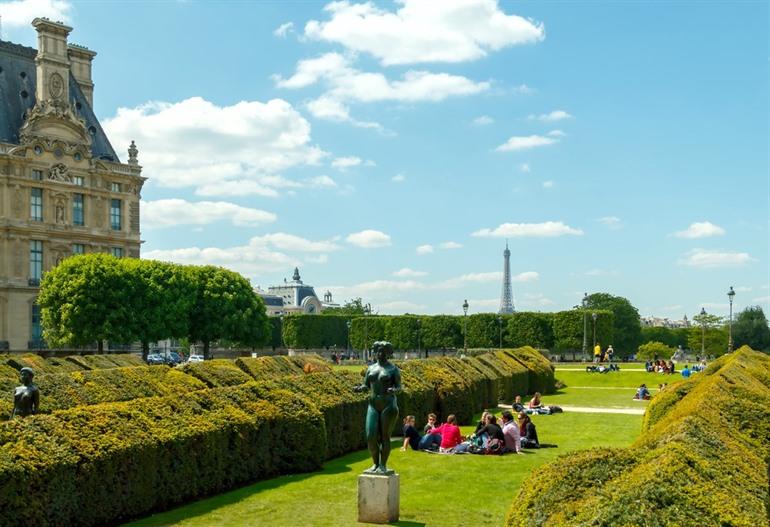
[358,473,400,524]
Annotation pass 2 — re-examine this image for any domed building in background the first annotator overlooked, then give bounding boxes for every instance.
[257,267,338,316]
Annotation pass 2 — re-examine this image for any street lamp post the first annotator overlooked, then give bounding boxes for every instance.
[699,307,706,356]
[498,316,503,349]
[592,312,598,348]
[416,318,422,359]
[582,293,588,358]
[346,320,351,356]
[727,286,735,353]
[462,299,469,354]
[363,303,371,361]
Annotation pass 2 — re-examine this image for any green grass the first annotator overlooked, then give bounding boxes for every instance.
[124,369,647,527]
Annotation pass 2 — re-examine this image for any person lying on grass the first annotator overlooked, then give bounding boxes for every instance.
[518,412,539,448]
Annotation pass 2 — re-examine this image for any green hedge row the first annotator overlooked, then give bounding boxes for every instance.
[0,382,326,526]
[506,346,770,526]
[281,311,613,352]
[0,353,143,376]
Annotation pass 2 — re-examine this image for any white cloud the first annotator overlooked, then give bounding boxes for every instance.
[547,129,566,137]
[332,156,364,169]
[0,0,71,27]
[472,221,583,238]
[734,286,752,293]
[346,229,391,248]
[519,163,531,173]
[473,115,494,126]
[542,180,554,188]
[195,180,279,198]
[439,241,463,249]
[495,134,558,152]
[597,216,622,230]
[678,249,755,268]
[752,296,770,304]
[672,221,726,239]
[519,293,554,307]
[303,0,544,66]
[141,199,276,228]
[513,271,539,282]
[392,174,406,182]
[252,233,340,252]
[416,244,434,255]
[529,110,573,122]
[307,175,338,188]
[273,21,294,37]
[103,97,326,192]
[392,268,427,278]
[513,84,536,95]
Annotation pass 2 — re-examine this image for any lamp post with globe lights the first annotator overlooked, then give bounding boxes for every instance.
[727,286,735,353]
[699,308,706,356]
[582,293,588,358]
[592,312,598,348]
[462,299,469,354]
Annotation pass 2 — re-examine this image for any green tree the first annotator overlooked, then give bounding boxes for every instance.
[321,297,369,316]
[688,311,728,356]
[466,313,502,348]
[38,254,135,351]
[640,326,688,349]
[637,341,675,360]
[585,293,641,358]
[552,309,613,353]
[420,315,462,351]
[187,266,270,359]
[732,306,770,351]
[507,312,555,349]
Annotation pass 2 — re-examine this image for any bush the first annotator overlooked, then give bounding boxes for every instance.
[503,346,556,394]
[4,354,84,374]
[64,354,144,370]
[178,359,254,387]
[506,346,770,526]
[506,313,554,349]
[636,341,675,360]
[235,355,330,380]
[0,382,327,526]
[282,315,348,349]
[480,352,530,402]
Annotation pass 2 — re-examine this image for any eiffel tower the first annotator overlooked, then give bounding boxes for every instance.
[499,241,515,314]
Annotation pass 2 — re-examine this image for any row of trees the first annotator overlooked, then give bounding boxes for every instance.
[280,310,615,355]
[38,254,271,358]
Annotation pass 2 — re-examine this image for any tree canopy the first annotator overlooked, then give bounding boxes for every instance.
[585,293,641,357]
[732,306,770,352]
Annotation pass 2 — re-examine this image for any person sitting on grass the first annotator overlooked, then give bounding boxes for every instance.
[418,413,442,451]
[473,413,504,448]
[501,411,522,454]
[518,412,539,448]
[512,395,525,412]
[528,392,543,409]
[423,413,438,434]
[474,410,491,435]
[634,384,651,400]
[681,364,691,378]
[401,415,421,451]
[431,414,463,453]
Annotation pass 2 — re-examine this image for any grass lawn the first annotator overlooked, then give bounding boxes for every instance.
[125,368,647,527]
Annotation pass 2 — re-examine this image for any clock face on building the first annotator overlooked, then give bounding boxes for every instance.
[49,73,64,99]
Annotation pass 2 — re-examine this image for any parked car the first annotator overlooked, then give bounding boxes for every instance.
[165,351,183,365]
[146,353,166,365]
[187,354,205,363]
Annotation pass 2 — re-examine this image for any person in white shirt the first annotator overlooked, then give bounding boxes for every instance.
[500,411,522,454]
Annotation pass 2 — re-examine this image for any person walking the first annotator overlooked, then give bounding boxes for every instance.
[593,343,601,363]
[606,345,614,363]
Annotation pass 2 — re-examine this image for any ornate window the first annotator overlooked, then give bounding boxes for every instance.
[31,169,43,181]
[73,176,85,187]
[31,303,42,341]
[73,194,85,226]
[72,244,85,255]
[30,240,43,284]
[111,182,121,192]
[30,188,43,221]
[111,247,123,258]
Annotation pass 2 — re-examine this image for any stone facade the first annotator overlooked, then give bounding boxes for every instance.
[0,19,144,350]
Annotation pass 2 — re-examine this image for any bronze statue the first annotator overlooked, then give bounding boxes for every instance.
[11,367,39,419]
[354,341,401,474]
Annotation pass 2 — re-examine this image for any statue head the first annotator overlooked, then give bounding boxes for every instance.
[19,367,34,385]
[372,341,393,361]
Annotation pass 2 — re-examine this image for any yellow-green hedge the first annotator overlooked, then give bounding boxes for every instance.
[64,353,144,370]
[178,358,254,387]
[506,346,770,526]
[235,354,331,379]
[503,346,556,394]
[0,382,327,526]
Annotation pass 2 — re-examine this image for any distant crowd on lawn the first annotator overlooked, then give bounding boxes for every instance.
[644,359,706,375]
[400,393,559,456]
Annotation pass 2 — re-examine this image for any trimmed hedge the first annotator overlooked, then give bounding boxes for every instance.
[478,351,530,402]
[236,355,331,379]
[178,359,254,387]
[506,346,770,526]
[0,382,327,526]
[64,353,144,370]
[3,354,84,374]
[503,346,556,395]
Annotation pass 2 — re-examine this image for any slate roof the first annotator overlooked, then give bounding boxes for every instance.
[0,40,119,161]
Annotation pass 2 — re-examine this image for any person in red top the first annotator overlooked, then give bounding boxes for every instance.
[430,414,463,452]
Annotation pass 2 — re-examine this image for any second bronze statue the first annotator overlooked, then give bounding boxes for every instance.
[354,341,401,475]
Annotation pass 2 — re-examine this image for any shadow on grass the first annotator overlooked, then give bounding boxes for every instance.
[393,521,427,526]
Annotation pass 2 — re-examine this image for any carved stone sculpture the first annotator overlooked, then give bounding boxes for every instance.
[354,341,401,475]
[11,367,39,419]
[48,163,71,183]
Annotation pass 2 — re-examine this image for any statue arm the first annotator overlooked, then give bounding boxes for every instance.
[387,368,402,394]
[354,367,371,393]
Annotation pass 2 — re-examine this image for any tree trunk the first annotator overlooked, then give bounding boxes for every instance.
[98,340,104,353]
[142,341,149,361]
[203,341,210,360]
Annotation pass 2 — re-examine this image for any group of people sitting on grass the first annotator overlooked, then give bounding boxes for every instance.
[645,359,676,374]
[400,395,547,455]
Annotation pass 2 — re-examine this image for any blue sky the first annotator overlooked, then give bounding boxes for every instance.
[2,0,768,318]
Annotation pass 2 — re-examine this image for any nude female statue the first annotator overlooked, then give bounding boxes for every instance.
[11,367,39,419]
[354,341,401,474]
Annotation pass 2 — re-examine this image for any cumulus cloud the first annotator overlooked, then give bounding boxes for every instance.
[0,0,71,27]
[346,229,392,248]
[251,233,340,252]
[513,271,540,282]
[307,175,338,188]
[416,244,434,255]
[439,241,463,249]
[438,270,537,289]
[678,248,755,268]
[332,156,374,169]
[103,97,326,192]
[473,115,494,126]
[141,199,276,228]
[376,300,428,313]
[392,174,406,182]
[392,268,427,278]
[597,216,622,230]
[672,221,726,239]
[303,0,544,66]
[472,221,583,238]
[547,129,566,137]
[529,110,573,122]
[273,21,294,37]
[495,134,558,152]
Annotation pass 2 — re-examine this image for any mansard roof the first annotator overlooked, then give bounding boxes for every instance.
[0,40,118,161]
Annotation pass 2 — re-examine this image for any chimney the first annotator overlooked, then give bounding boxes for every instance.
[31,18,73,105]
[68,44,96,106]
